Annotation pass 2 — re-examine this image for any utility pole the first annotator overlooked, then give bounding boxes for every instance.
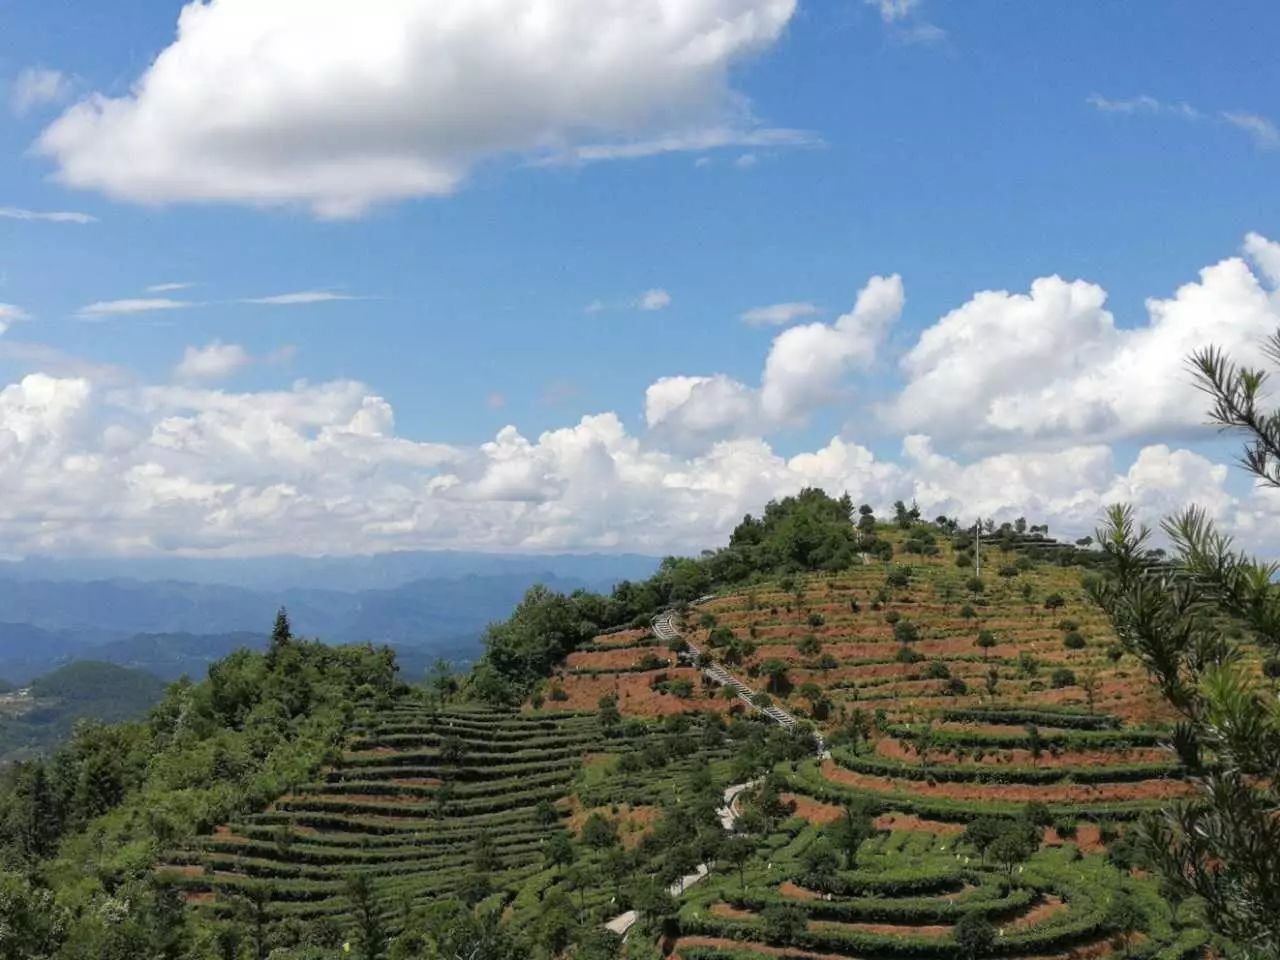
[974,519,982,578]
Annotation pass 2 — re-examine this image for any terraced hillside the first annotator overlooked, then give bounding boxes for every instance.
[549,524,1210,958]
[164,707,608,923]
[159,697,804,954]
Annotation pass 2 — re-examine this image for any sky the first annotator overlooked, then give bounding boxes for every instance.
[0,0,1278,559]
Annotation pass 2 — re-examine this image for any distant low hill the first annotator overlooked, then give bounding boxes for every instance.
[0,661,167,763]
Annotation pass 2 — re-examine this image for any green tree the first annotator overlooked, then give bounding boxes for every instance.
[545,830,576,873]
[1082,329,1280,955]
[761,903,807,944]
[581,812,619,850]
[270,609,293,655]
[989,829,1034,879]
[827,800,873,868]
[954,912,995,960]
[721,835,755,890]
[346,873,386,960]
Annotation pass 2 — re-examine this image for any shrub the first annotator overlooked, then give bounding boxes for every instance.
[942,677,968,697]
[893,620,920,644]
[1063,631,1086,650]
[895,645,922,664]
[761,903,807,945]
[959,604,977,620]
[966,577,986,594]
[1043,593,1066,611]
[885,565,913,589]
[1051,668,1077,689]
[955,912,995,960]
[708,626,735,648]
[925,660,951,680]
[883,610,902,625]
[807,612,825,628]
[796,634,822,657]
[548,684,569,702]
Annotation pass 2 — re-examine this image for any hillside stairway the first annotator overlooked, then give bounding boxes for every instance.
[653,609,817,747]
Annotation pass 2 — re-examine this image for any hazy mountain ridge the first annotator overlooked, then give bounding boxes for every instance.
[0,558,659,682]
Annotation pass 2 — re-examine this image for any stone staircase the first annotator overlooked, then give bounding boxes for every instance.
[653,608,801,734]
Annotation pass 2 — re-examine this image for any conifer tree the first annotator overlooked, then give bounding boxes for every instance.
[1089,328,1280,958]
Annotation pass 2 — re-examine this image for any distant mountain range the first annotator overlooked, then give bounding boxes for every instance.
[0,551,659,684]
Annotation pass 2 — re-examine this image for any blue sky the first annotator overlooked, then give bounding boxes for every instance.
[0,1,1277,558]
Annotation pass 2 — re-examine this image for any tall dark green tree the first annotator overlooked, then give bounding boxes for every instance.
[270,607,292,649]
[345,873,386,960]
[1088,327,1280,958]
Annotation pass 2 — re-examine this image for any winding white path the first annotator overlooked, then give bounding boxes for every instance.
[603,779,758,938]
[600,606,830,939]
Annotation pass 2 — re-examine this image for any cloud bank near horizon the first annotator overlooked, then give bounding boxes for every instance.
[1,234,1277,559]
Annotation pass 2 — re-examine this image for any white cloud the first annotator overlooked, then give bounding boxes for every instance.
[0,365,1257,556]
[1222,111,1280,150]
[77,298,197,318]
[10,68,71,117]
[883,236,1280,446]
[1087,95,1279,150]
[0,304,29,336]
[241,291,361,306]
[37,0,799,218]
[1087,94,1201,119]
[638,289,673,312]
[560,125,816,164]
[741,301,820,327]
[0,233,1274,559]
[587,289,674,314]
[866,0,920,22]
[175,342,251,381]
[759,274,902,423]
[646,275,903,449]
[0,206,96,224]
[147,282,196,293]
[1244,232,1280,287]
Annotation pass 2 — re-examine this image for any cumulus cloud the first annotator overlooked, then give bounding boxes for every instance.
[0,233,1275,559]
[647,275,903,450]
[78,298,197,318]
[175,342,251,381]
[0,206,96,224]
[0,363,1272,557]
[882,235,1280,446]
[741,302,821,326]
[36,0,799,218]
[9,68,71,116]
